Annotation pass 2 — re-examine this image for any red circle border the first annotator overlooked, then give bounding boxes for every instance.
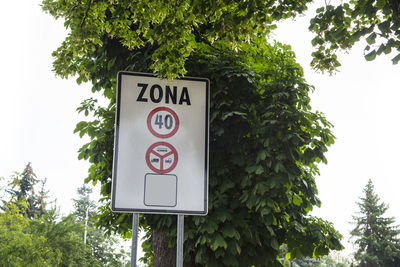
[145,142,178,174]
[147,107,179,138]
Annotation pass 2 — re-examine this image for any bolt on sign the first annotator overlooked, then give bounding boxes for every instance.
[111,72,209,215]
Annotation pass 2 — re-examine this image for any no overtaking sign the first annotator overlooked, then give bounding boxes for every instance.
[111,72,209,215]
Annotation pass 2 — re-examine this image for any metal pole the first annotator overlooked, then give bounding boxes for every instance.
[131,213,139,267]
[177,215,184,267]
[83,206,89,244]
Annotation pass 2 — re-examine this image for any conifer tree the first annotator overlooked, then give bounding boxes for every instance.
[35,178,50,217]
[72,184,129,265]
[73,184,96,223]
[350,179,400,267]
[7,163,47,218]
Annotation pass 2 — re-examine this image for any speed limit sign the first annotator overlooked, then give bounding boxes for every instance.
[111,72,209,215]
[147,107,179,138]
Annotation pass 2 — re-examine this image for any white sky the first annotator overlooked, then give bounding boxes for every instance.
[1,0,399,258]
[0,1,94,211]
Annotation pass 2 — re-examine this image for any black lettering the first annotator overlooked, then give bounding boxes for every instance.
[155,114,163,128]
[165,114,173,129]
[137,84,191,105]
[150,84,163,103]
[179,87,191,105]
[136,83,148,102]
[165,86,177,104]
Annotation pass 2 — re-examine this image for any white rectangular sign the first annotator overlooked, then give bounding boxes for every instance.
[111,72,209,215]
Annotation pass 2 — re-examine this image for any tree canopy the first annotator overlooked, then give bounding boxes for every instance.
[41,0,315,79]
[41,0,400,82]
[0,200,60,266]
[350,179,400,266]
[4,163,48,219]
[0,167,129,266]
[41,0,345,265]
[309,0,400,73]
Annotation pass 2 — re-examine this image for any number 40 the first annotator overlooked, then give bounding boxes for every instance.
[155,114,173,129]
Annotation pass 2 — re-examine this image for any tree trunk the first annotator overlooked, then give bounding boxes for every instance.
[152,229,198,267]
[153,229,176,267]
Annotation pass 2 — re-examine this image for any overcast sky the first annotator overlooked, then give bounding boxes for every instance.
[1,0,399,258]
[0,0,94,211]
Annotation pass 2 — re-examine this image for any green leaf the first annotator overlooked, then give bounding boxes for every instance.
[392,53,400,64]
[210,234,227,251]
[74,121,88,133]
[274,162,286,173]
[352,30,364,42]
[235,242,241,254]
[256,150,267,162]
[222,225,240,239]
[366,32,376,45]
[204,220,218,234]
[376,0,387,9]
[107,58,116,70]
[255,165,264,175]
[245,165,263,174]
[378,20,391,35]
[270,238,279,250]
[385,40,394,54]
[292,193,303,206]
[365,50,376,61]
[314,246,329,257]
[376,44,386,55]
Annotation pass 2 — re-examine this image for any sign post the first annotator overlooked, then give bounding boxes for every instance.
[111,72,209,265]
[130,213,139,267]
[177,215,184,267]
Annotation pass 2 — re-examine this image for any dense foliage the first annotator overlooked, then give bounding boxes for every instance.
[350,179,400,266]
[0,166,129,266]
[310,0,400,73]
[41,0,400,79]
[41,0,315,79]
[0,200,60,266]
